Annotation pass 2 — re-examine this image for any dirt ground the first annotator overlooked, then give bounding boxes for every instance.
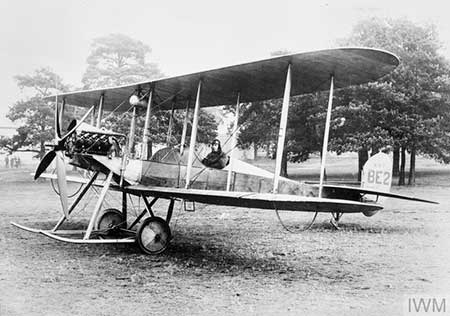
[0,156,449,315]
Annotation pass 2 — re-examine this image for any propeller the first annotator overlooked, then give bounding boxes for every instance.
[34,150,56,180]
[34,105,94,218]
[55,96,62,139]
[55,151,68,217]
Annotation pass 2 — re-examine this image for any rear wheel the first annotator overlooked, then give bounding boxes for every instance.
[95,208,125,236]
[137,217,171,255]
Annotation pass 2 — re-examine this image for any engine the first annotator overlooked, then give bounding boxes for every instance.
[65,131,122,157]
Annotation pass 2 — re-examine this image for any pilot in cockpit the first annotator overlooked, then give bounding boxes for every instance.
[201,139,229,169]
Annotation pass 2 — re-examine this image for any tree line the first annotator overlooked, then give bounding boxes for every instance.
[3,17,450,186]
[235,17,450,185]
[1,34,217,158]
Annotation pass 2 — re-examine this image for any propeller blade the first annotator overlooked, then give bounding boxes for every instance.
[55,96,62,139]
[60,105,95,142]
[55,152,69,219]
[59,98,65,138]
[34,150,56,180]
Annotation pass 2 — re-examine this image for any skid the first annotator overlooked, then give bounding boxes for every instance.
[11,221,136,244]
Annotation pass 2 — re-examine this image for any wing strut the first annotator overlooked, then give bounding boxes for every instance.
[273,64,292,193]
[142,87,154,160]
[52,171,100,231]
[185,80,202,188]
[180,99,190,155]
[226,92,240,191]
[55,95,61,138]
[90,98,96,126]
[84,171,114,240]
[96,94,104,128]
[319,76,335,198]
[57,97,65,137]
[128,106,137,155]
[166,100,176,146]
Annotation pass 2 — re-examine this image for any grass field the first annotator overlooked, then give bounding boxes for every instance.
[0,154,449,315]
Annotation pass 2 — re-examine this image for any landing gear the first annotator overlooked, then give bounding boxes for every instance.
[15,171,176,254]
[137,217,171,255]
[95,208,125,236]
[330,212,343,230]
[130,196,175,254]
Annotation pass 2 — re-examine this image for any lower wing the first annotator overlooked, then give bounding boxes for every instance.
[322,184,438,204]
[124,185,383,214]
[37,172,123,190]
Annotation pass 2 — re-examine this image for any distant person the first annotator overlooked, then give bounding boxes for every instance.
[4,154,9,168]
[9,155,15,168]
[16,156,21,168]
[201,139,229,169]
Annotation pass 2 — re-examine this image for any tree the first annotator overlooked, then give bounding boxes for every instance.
[82,33,163,88]
[177,110,218,145]
[335,17,450,184]
[82,33,218,151]
[0,127,30,153]
[331,82,404,180]
[235,92,324,177]
[236,100,280,159]
[5,68,68,157]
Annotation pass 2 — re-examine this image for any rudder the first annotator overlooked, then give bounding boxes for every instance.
[360,152,392,216]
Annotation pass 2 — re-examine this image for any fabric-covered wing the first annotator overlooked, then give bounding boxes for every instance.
[125,185,383,214]
[322,185,438,204]
[37,172,119,188]
[48,47,399,111]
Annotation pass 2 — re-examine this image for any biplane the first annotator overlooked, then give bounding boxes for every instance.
[11,47,437,254]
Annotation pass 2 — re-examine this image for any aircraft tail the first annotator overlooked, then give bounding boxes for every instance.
[360,152,392,216]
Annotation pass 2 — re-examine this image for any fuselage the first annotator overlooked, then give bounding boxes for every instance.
[69,147,318,197]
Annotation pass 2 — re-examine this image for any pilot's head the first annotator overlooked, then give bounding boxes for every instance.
[211,139,221,152]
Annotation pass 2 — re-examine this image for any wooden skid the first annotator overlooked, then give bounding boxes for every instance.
[40,231,135,244]
[11,222,136,244]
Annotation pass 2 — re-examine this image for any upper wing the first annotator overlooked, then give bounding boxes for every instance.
[322,184,438,204]
[125,185,382,214]
[47,47,399,111]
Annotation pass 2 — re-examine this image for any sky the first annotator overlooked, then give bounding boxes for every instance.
[1,0,450,131]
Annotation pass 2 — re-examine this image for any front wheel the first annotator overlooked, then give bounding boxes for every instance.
[136,217,171,255]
